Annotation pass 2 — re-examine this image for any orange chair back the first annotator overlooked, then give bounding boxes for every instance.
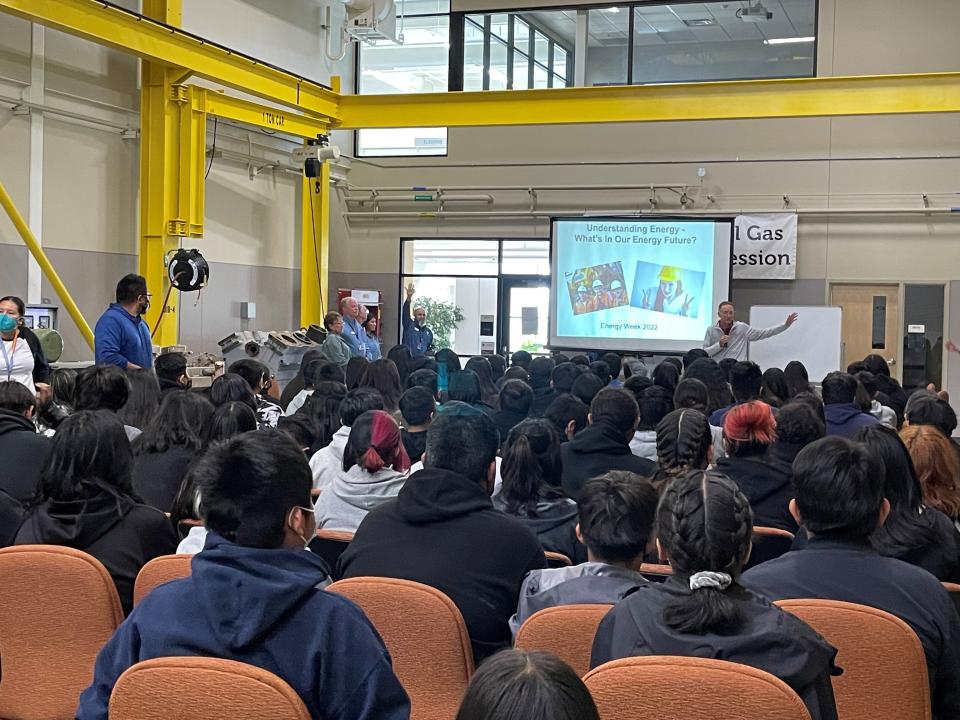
[327,577,473,720]
[639,562,673,577]
[108,657,310,720]
[747,526,795,568]
[133,554,194,606]
[544,551,572,568]
[776,599,930,720]
[0,545,124,720]
[583,656,812,720]
[514,604,612,677]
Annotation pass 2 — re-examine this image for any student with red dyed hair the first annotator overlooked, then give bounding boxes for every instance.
[717,400,797,532]
[314,410,411,533]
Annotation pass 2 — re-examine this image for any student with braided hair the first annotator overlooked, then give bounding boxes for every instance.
[591,469,839,720]
[652,408,713,493]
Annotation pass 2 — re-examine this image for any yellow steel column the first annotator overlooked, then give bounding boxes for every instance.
[300,159,329,330]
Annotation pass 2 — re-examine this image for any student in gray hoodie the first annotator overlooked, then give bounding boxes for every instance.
[314,410,411,533]
[510,470,658,634]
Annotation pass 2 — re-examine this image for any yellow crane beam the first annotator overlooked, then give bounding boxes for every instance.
[204,91,330,140]
[337,72,960,128]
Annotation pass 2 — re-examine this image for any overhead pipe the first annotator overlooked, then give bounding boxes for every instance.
[343,207,960,219]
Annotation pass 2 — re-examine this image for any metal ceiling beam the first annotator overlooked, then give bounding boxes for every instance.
[0,0,340,121]
[337,72,960,129]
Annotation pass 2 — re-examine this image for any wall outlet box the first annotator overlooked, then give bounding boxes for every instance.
[240,302,257,320]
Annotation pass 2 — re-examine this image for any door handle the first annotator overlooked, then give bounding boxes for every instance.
[887,358,897,366]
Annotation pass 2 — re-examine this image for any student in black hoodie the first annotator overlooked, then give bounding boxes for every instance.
[0,380,51,503]
[154,351,191,397]
[592,469,839,720]
[398,385,435,463]
[338,403,546,662]
[493,379,533,445]
[14,411,177,614]
[561,388,655,500]
[765,401,825,503]
[494,419,584,564]
[543,393,589,443]
[527,357,557,417]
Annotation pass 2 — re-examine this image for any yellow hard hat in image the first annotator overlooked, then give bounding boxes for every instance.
[658,266,681,283]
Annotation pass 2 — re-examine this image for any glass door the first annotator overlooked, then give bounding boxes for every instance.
[500,277,550,356]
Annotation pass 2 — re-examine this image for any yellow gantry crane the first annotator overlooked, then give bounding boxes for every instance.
[1,0,959,347]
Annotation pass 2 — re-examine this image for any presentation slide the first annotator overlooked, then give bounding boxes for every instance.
[550,217,732,353]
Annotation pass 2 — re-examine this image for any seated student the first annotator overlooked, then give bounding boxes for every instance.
[765,401,825,499]
[15,411,177,614]
[683,357,734,417]
[630,385,674,461]
[227,358,283,428]
[741,437,960,719]
[309,387,384,491]
[300,380,348,456]
[338,405,546,662]
[465,356,500,408]
[493,379,534,444]
[154,351,191,397]
[511,471,657,634]
[682,347,708,372]
[900,423,960,529]
[74,364,141,441]
[821,371,879,438]
[76,430,409,720]
[502,365,530,387]
[570,373,604,408]
[561,389,656,500]
[761,368,790,408]
[543,393,589,443]
[709,360,767,427]
[855,371,897,428]
[785,360,813,398]
[132,392,214,512]
[279,349,324,411]
[601,353,623,388]
[285,359,325,417]
[0,380,51,503]
[398,385,435,462]
[653,407,713,494]
[448,370,496,418]
[651,361,679,395]
[277,414,318,458]
[863,353,908,424]
[405,368,439,400]
[857,424,960,582]
[591,469,839,720]
[717,401,797,533]
[905,391,958,446]
[672,378,725,459]
[455,649,599,720]
[510,350,533,372]
[117,369,161,434]
[314,410,411,533]
[526,357,556,417]
[551,362,583,396]
[494,419,584,564]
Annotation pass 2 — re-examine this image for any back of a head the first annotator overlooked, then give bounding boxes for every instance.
[729,361,762,403]
[791,390,825,424]
[656,408,712,474]
[900,423,960,518]
[448,370,482,405]
[117,368,161,430]
[528,356,555,388]
[154,352,187,383]
[591,388,640,436]
[500,419,563,513]
[209,373,257,412]
[425,406,499,485]
[359,358,403,409]
[821,371,857,405]
[719,357,738,380]
[589,361,611,386]
[775,402,825,447]
[621,357,645,380]
[51,368,78,407]
[504,366,529,384]
[465,355,497,390]
[863,353,891,377]
[622,375,653,404]
[202,401,258,447]
[302,359,329,389]
[499,379,533,415]
[673,378,709,414]
[387,345,413,384]
[905,391,957,438]
[197,430,312,548]
[488,354,506,380]
[115,273,146,304]
[75,364,131,413]
[682,347,708,371]
[0,380,36,415]
[399,385,436,427]
[637,384,673,431]
[569,354,590,367]
[793,436,884,537]
[455,649,599,720]
[436,348,462,374]
[600,353,622,380]
[135,391,213,454]
[345,356,370,389]
[343,410,410,475]
[543,394,589,439]
[571,373,604,406]
[277,414,317,451]
[510,350,532,370]
[40,410,134,501]
[652,362,679,393]
[662,356,683,373]
[551,362,582,394]
[657,469,754,634]
[339,387,385,427]
[855,370,879,399]
[723,400,776,456]
[406,368,439,397]
[784,360,811,397]
[682,358,732,413]
[578,471,657,563]
[228,358,269,394]
[760,368,790,407]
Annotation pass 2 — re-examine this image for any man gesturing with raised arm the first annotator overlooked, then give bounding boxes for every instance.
[703,301,798,362]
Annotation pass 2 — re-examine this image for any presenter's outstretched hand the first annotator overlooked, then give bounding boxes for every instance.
[785,312,799,327]
[405,283,416,299]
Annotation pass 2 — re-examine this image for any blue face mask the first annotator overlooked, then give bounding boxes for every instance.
[0,314,17,333]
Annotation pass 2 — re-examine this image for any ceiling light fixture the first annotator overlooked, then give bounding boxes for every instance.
[602,6,621,13]
[763,36,815,45]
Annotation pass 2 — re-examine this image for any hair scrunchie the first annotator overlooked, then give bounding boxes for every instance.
[689,571,732,591]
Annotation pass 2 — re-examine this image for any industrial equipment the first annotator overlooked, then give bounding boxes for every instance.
[219,326,327,389]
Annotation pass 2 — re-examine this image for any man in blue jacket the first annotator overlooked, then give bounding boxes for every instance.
[820,371,878,438]
[339,296,367,359]
[93,274,153,369]
[76,430,410,720]
[401,283,434,357]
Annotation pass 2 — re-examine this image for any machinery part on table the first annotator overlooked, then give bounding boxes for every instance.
[219,329,321,390]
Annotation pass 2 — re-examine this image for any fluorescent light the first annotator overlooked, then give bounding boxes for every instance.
[763,36,815,45]
[602,6,620,12]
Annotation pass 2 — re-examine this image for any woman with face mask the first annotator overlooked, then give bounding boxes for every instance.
[0,295,52,399]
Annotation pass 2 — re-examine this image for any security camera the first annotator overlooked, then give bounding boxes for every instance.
[292,136,341,177]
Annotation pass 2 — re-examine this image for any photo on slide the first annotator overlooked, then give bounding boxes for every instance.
[630,261,705,319]
[565,262,629,316]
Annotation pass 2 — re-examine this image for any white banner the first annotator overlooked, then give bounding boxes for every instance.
[733,213,798,280]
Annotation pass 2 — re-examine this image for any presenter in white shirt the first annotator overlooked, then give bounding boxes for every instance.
[703,301,798,362]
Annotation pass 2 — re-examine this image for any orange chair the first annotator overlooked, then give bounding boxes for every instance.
[514,604,612,677]
[311,529,354,569]
[0,545,124,720]
[544,551,573,568]
[942,581,960,615]
[777,599,930,720]
[639,562,673,578]
[108,657,310,720]
[746,526,795,568]
[583,656,812,720]
[133,554,194,606]
[327,577,473,720]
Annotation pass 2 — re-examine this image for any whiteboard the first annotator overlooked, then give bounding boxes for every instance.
[748,305,842,383]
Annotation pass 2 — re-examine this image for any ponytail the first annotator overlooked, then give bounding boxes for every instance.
[658,469,753,635]
[500,419,565,516]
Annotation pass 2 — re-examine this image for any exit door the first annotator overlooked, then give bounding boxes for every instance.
[830,283,900,378]
[500,277,550,356]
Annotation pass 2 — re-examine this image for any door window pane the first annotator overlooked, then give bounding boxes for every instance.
[507,285,550,355]
[903,284,945,393]
[403,240,500,276]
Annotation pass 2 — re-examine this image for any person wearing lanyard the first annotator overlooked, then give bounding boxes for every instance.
[401,284,434,358]
[0,297,40,397]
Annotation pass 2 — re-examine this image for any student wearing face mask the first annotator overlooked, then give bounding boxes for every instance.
[0,295,52,401]
[94,274,154,370]
[76,429,410,720]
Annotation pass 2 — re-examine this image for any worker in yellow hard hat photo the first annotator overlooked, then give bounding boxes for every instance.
[636,263,699,317]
